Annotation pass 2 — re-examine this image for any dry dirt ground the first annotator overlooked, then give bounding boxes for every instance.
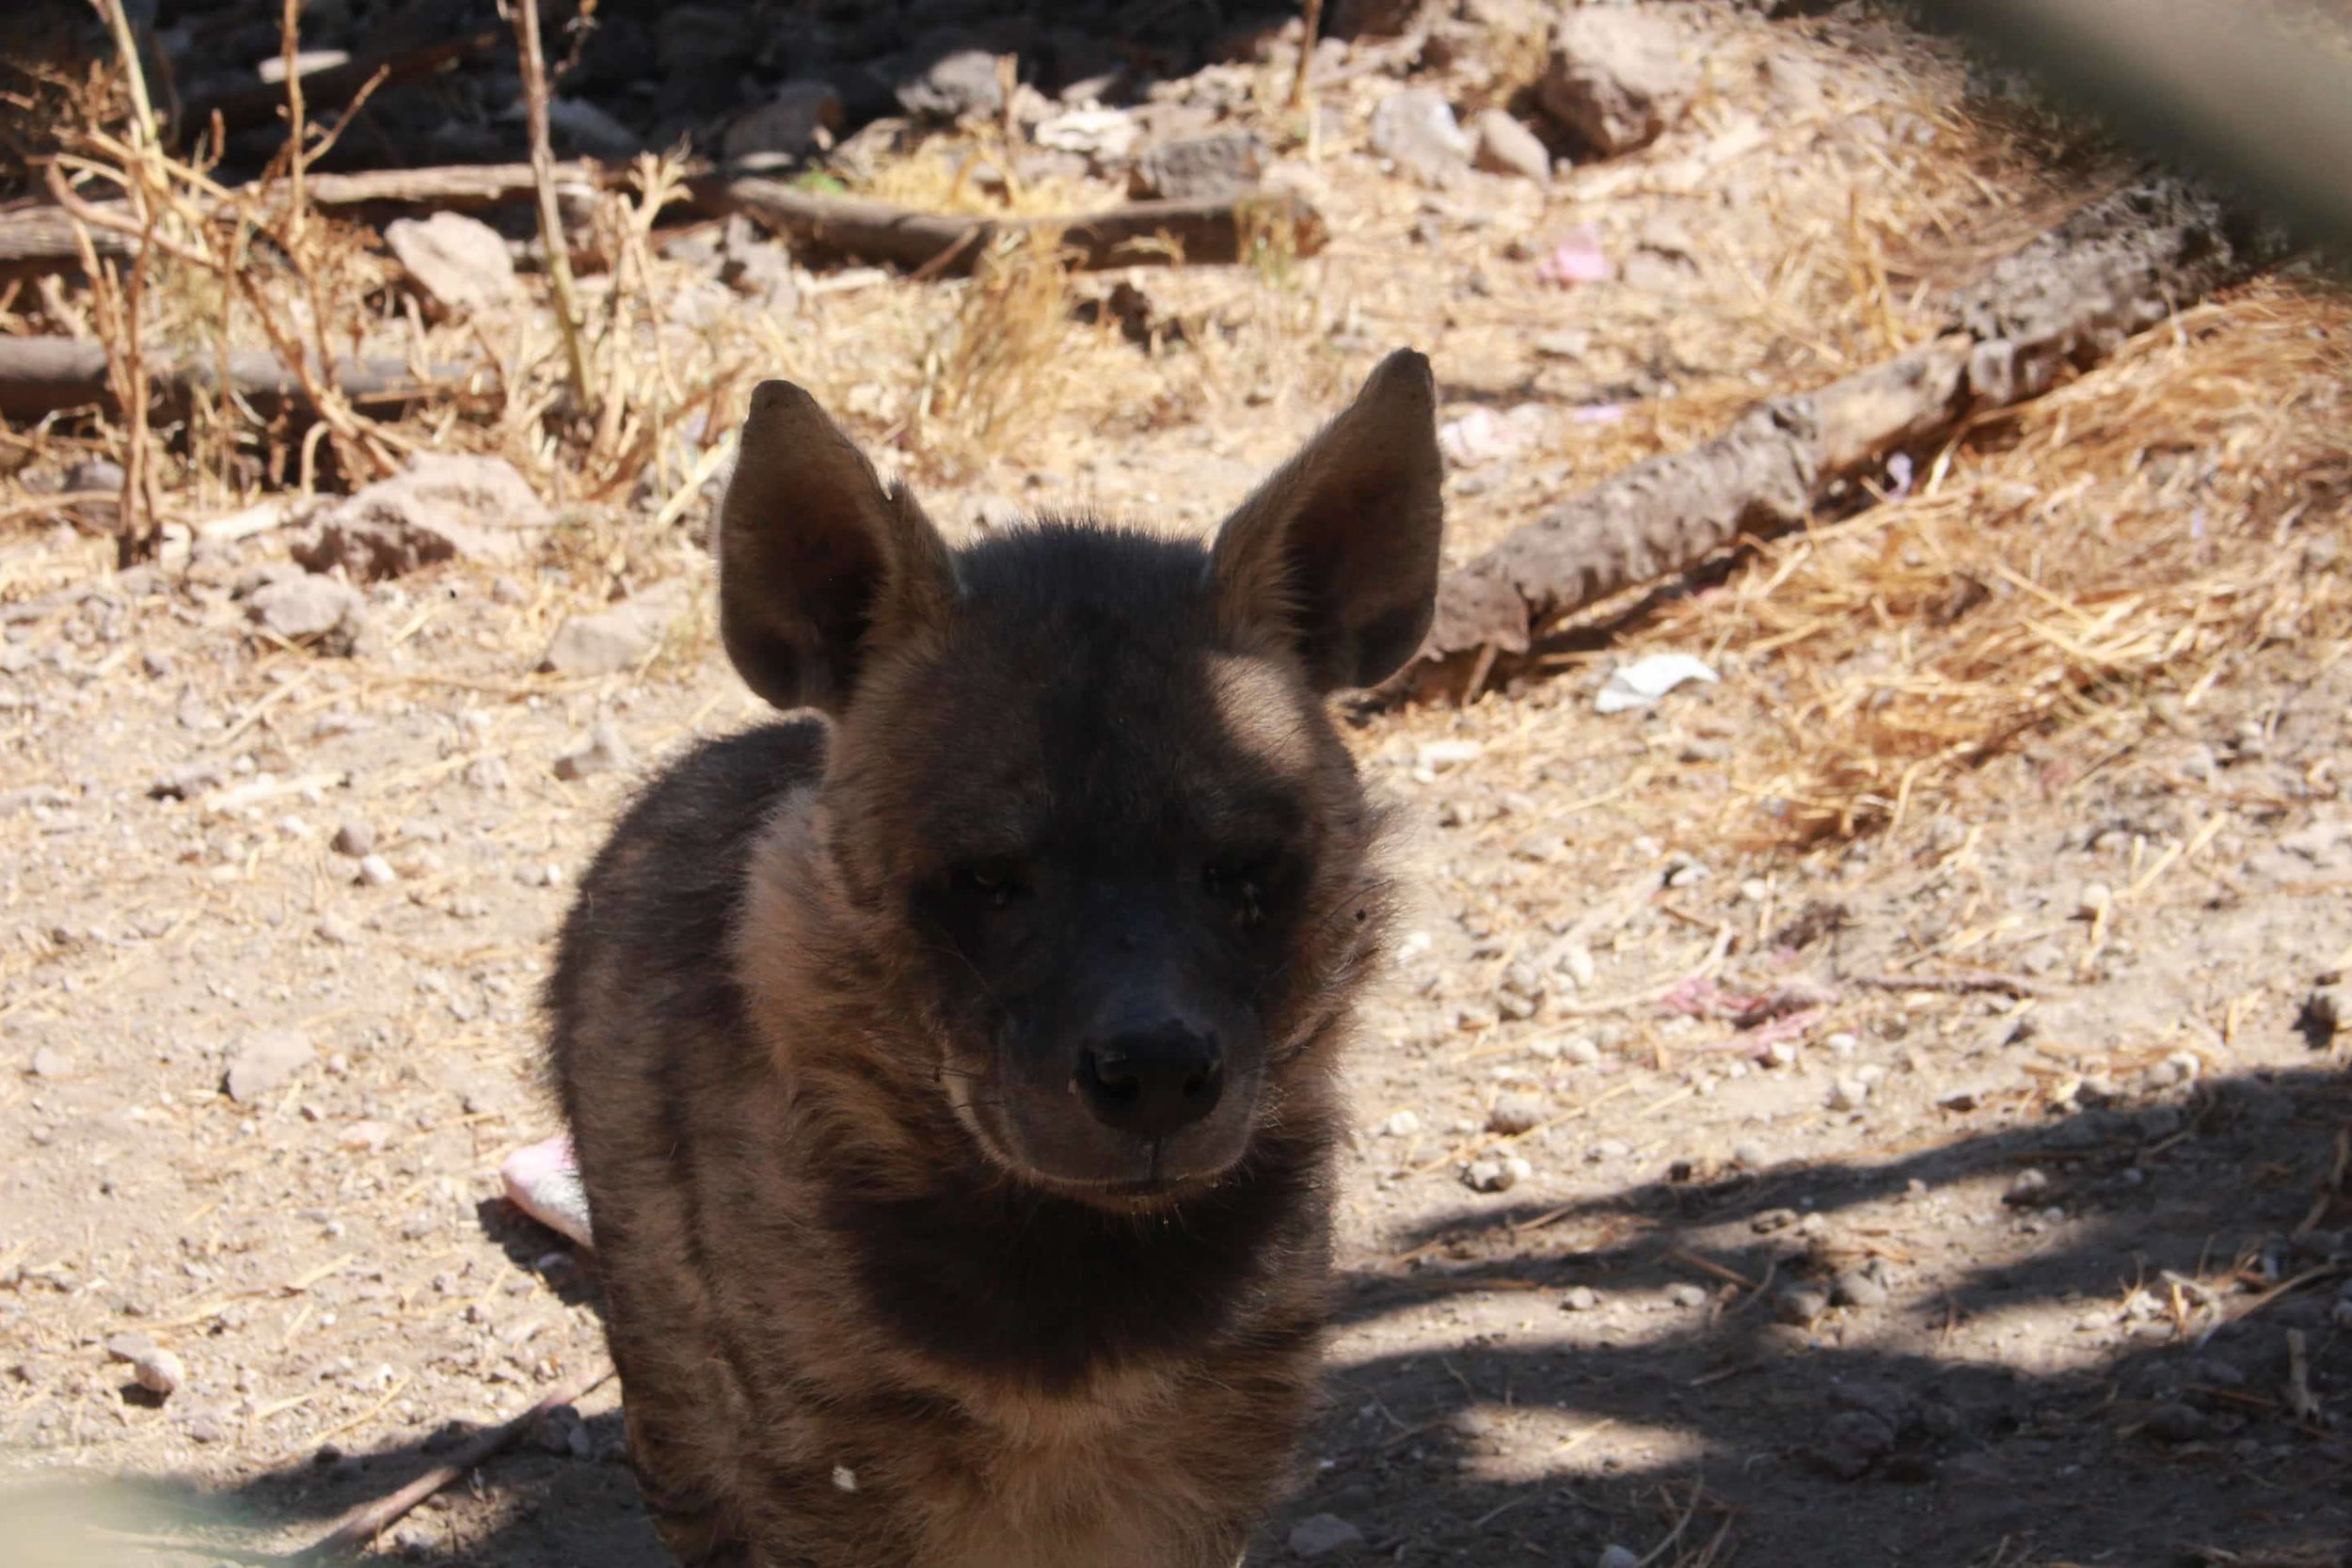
[5,6,2352,1566]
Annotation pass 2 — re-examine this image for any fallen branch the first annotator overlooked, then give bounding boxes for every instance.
[297,1360,612,1560]
[1,171,1324,284]
[181,29,504,136]
[0,338,465,420]
[0,164,612,283]
[698,179,1330,274]
[1401,175,2281,698]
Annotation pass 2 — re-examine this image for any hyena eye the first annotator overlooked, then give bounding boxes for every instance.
[950,861,1027,910]
[1203,851,1286,924]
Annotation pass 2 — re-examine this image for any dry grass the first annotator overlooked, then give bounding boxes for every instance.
[1650,280,2352,844]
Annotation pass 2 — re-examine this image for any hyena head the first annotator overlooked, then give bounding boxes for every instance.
[721,351,1442,1203]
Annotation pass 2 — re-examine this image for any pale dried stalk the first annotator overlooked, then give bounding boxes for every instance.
[509,0,596,420]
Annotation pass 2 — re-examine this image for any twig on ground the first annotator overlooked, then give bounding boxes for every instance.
[297,1361,612,1560]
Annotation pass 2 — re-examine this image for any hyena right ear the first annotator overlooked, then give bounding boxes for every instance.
[1209,349,1444,693]
[717,381,957,713]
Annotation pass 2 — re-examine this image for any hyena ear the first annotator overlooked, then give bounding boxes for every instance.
[718,380,957,713]
[1208,348,1444,692]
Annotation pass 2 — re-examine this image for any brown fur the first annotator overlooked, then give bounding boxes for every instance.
[548,352,1442,1567]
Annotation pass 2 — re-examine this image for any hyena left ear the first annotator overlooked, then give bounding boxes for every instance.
[1208,348,1444,692]
[718,380,957,713]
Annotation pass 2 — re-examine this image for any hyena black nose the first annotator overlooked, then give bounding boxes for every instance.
[1076,1025,1223,1140]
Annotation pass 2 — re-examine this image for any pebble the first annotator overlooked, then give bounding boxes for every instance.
[183,1411,228,1443]
[356,853,399,888]
[1415,738,1484,773]
[315,914,361,946]
[1732,1140,1769,1170]
[103,1334,180,1398]
[1369,87,1474,188]
[247,575,366,650]
[1667,1282,1708,1308]
[1832,1269,1890,1308]
[1562,1037,1602,1066]
[1597,1547,1641,1568]
[224,1029,312,1103]
[1561,1285,1599,1312]
[1454,1003,1499,1032]
[1379,1110,1422,1137]
[1827,1076,1870,1111]
[1463,1155,1531,1193]
[1288,1512,1364,1559]
[2146,1402,2211,1444]
[384,211,521,313]
[1538,7,1698,156]
[1777,1285,1830,1325]
[541,589,683,677]
[1486,1091,1546,1135]
[553,720,634,781]
[330,819,375,858]
[27,1047,69,1079]
[2006,1167,2050,1203]
[1470,107,1551,182]
[2076,881,2113,917]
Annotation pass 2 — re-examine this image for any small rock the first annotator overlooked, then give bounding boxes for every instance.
[2146,1402,2210,1444]
[134,1346,186,1396]
[1131,132,1266,200]
[1454,1003,1499,1033]
[1732,1140,1769,1170]
[1463,1156,1525,1194]
[2006,1167,2051,1203]
[1487,1091,1546,1135]
[898,47,1004,122]
[225,1029,312,1103]
[27,1047,69,1079]
[1035,107,1139,163]
[1415,739,1484,772]
[1832,1270,1890,1309]
[1288,1512,1364,1559]
[1563,1036,1601,1066]
[1538,8,1697,157]
[2076,881,2113,918]
[183,1411,228,1444]
[2300,984,2347,1045]
[1812,1410,1895,1479]
[1561,1285,1599,1312]
[1667,1282,1708,1308]
[1470,108,1550,182]
[722,80,843,163]
[247,575,365,652]
[545,96,642,162]
[542,590,684,677]
[356,853,399,889]
[553,721,633,781]
[315,914,360,946]
[532,1402,595,1458]
[1597,1548,1640,1568]
[295,453,552,580]
[384,211,520,314]
[1828,1076,1870,1112]
[329,819,375,858]
[1379,1109,1422,1137]
[1370,87,1474,189]
[1777,1285,1830,1325]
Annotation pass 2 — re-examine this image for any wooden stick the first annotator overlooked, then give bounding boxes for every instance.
[511,0,595,420]
[1399,175,2282,698]
[699,180,1329,274]
[0,337,465,420]
[180,28,503,136]
[298,1361,612,1560]
[1,175,1327,283]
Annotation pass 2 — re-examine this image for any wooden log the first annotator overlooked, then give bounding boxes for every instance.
[1401,175,2280,698]
[1,171,1324,283]
[0,163,611,283]
[0,337,460,421]
[698,179,1330,273]
[181,28,506,136]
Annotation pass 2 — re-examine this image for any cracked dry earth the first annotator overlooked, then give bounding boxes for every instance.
[6,14,2352,1568]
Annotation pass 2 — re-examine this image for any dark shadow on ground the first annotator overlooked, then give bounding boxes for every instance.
[46,1062,2350,1568]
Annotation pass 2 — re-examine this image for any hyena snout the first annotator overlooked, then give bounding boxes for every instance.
[1077,1019,1224,1140]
